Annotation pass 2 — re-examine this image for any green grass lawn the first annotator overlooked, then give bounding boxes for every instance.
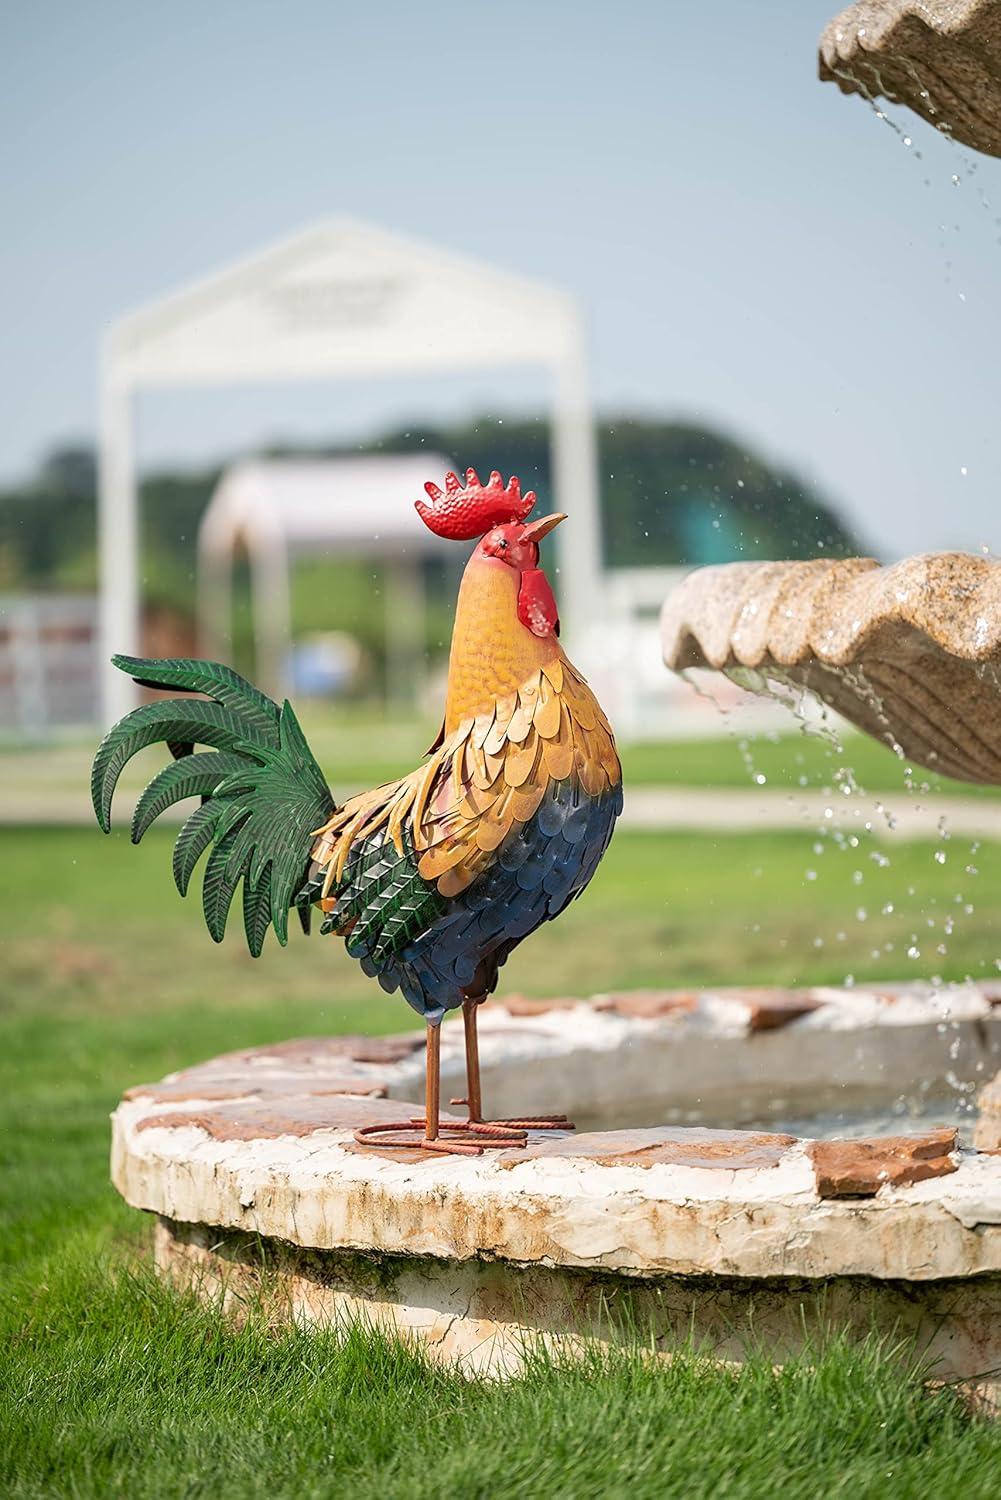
[3,823,1001,1495]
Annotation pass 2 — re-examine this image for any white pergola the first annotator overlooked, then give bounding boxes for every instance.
[98,217,601,724]
[197,453,455,702]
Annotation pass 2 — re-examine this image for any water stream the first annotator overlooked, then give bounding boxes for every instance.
[649,661,998,1141]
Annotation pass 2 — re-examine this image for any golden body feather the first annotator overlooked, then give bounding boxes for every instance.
[310,556,620,907]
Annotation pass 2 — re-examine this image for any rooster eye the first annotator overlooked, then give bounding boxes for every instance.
[497,539,508,550]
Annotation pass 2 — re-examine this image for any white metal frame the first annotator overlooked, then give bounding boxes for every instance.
[98,218,600,724]
[195,454,456,702]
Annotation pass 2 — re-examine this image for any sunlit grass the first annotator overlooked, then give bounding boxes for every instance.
[3,822,1001,1493]
[4,1236,1000,1500]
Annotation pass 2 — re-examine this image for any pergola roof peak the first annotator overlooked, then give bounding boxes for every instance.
[103,217,578,386]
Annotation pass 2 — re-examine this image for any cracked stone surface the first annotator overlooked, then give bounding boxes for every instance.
[114,1096,1001,1280]
[498,1126,798,1171]
[809,1128,958,1196]
[820,0,1001,157]
[661,554,1001,783]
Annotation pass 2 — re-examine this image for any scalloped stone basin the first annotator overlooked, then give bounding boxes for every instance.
[113,985,1001,1399]
[660,554,1001,784]
[820,0,1001,159]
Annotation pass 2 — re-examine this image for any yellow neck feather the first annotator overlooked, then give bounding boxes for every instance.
[444,556,561,730]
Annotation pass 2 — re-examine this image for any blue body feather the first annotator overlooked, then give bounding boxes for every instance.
[334,776,622,1024]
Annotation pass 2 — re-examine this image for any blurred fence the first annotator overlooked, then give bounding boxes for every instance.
[0,594,98,736]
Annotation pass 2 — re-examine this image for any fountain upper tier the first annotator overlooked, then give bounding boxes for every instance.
[820,0,1001,158]
[660,553,1001,784]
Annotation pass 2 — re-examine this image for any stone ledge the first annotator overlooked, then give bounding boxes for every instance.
[660,554,1001,783]
[154,1217,1001,1393]
[113,1094,1001,1283]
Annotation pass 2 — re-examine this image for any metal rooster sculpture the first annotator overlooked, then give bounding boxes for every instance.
[92,470,622,1155]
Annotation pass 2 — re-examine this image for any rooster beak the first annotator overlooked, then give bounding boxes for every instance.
[521,512,567,543]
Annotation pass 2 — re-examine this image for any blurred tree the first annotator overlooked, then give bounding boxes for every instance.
[366,417,862,568]
[0,418,866,640]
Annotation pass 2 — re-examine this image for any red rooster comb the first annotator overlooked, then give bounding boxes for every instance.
[415,468,536,540]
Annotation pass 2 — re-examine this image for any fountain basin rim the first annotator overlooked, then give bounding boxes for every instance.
[660,553,1001,672]
[112,1098,1001,1282]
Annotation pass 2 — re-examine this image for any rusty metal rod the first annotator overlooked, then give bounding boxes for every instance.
[462,997,483,1123]
[425,1021,440,1142]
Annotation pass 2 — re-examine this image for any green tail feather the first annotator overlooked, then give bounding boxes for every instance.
[130,752,251,843]
[172,802,223,897]
[93,656,335,956]
[112,655,279,733]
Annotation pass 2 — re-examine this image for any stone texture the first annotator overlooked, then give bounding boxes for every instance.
[154,1216,1001,1398]
[499,994,583,1016]
[111,1016,1001,1399]
[661,554,1001,784]
[820,0,1001,158]
[976,1071,1001,1151]
[124,1073,389,1105]
[123,1033,421,1108]
[592,990,698,1018]
[135,1093,427,1142]
[501,1126,797,1171]
[211,1033,425,1066]
[715,988,825,1031]
[809,1127,958,1197]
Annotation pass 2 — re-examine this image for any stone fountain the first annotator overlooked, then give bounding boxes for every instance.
[115,987,1001,1391]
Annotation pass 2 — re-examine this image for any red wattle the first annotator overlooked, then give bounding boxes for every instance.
[518,568,560,638]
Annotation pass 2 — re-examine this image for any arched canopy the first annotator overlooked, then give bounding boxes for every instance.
[98,217,600,722]
[198,453,455,700]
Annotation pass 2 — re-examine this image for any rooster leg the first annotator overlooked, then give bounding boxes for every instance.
[461,995,484,1123]
[451,996,575,1134]
[423,1019,443,1142]
[353,1021,517,1156]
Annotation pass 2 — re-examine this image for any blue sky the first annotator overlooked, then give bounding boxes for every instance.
[3,0,1000,556]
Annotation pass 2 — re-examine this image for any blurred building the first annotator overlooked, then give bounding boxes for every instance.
[98,219,599,725]
[197,453,455,703]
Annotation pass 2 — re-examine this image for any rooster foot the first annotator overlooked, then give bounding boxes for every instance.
[450,1099,575,1132]
[353,1119,527,1157]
